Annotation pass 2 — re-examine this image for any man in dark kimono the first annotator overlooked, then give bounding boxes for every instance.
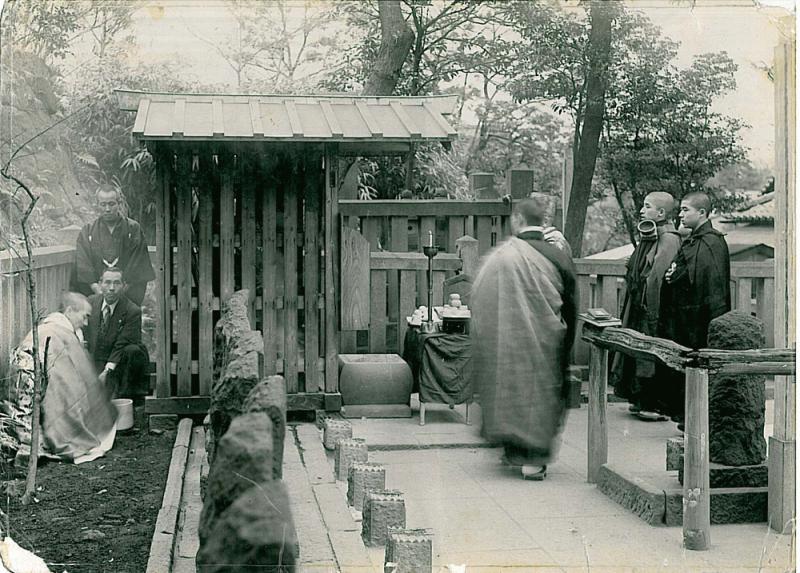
[658,191,731,427]
[472,197,577,480]
[612,192,681,420]
[74,185,154,305]
[85,267,150,400]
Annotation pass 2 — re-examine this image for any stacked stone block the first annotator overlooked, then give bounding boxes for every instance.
[384,528,433,573]
[347,462,386,511]
[323,418,353,450]
[362,490,406,546]
[335,438,368,481]
[243,375,288,479]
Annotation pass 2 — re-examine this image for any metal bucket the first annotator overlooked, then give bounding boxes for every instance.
[112,398,134,431]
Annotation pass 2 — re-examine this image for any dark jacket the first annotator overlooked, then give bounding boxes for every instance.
[658,220,731,349]
[85,294,143,365]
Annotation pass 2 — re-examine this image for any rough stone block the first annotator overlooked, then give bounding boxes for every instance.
[244,375,287,479]
[595,464,665,526]
[335,438,368,481]
[199,412,274,544]
[666,437,684,471]
[708,311,767,466]
[347,462,386,511]
[324,419,353,451]
[213,289,256,378]
[209,350,262,461]
[665,487,768,526]
[362,490,406,547]
[384,528,433,573]
[678,461,768,488]
[149,414,178,432]
[196,481,298,572]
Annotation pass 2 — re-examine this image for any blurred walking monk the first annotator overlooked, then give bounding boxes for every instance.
[658,191,731,427]
[471,197,577,480]
[85,267,150,400]
[74,185,154,305]
[612,192,681,420]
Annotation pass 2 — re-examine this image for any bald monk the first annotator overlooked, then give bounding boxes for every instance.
[612,192,681,420]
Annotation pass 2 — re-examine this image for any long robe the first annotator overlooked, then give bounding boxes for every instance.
[471,235,577,459]
[74,217,155,303]
[612,221,681,407]
[1,313,117,464]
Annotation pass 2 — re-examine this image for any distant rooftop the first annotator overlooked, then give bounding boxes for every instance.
[719,192,774,223]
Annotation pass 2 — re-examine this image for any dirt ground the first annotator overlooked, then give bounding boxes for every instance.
[1,407,175,573]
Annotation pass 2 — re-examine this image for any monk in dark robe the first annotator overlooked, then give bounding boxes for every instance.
[612,192,681,420]
[472,197,577,480]
[74,185,155,305]
[658,191,731,427]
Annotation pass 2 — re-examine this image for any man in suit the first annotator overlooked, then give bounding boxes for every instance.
[85,267,149,400]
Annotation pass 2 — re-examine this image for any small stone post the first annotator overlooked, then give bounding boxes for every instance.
[384,528,433,573]
[362,490,406,547]
[348,462,386,510]
[506,167,534,199]
[335,438,368,481]
[323,418,353,451]
[469,172,495,199]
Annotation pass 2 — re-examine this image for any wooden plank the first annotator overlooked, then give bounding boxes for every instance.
[398,270,416,355]
[320,101,343,137]
[361,217,381,251]
[447,217,465,253]
[432,270,445,307]
[587,344,608,484]
[155,145,172,398]
[249,99,264,136]
[197,152,214,396]
[339,199,511,218]
[355,101,382,137]
[340,227,370,330]
[175,152,193,397]
[715,362,795,376]
[262,162,278,375]
[211,98,224,136]
[145,396,210,415]
[284,170,300,393]
[324,148,340,392]
[389,101,421,138]
[241,164,257,325]
[369,270,387,352]
[736,278,753,316]
[455,236,479,277]
[285,101,304,138]
[388,216,407,323]
[601,276,619,317]
[683,367,711,551]
[219,158,235,304]
[475,216,492,255]
[304,154,322,393]
[761,277,775,347]
[729,261,775,278]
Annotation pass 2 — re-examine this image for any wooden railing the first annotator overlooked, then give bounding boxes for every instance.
[572,260,776,366]
[581,316,795,550]
[0,246,76,382]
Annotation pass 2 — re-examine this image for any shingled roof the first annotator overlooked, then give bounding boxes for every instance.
[115,90,458,144]
[720,192,774,223]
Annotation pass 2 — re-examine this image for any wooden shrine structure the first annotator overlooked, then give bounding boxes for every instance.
[116,90,459,415]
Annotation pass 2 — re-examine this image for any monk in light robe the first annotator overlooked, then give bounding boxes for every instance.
[1,292,117,464]
[612,192,681,420]
[472,197,577,480]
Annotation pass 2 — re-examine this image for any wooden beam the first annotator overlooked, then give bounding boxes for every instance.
[304,153,322,393]
[683,367,711,551]
[284,165,300,393]
[587,344,608,484]
[340,227,370,330]
[319,101,343,138]
[580,321,693,372]
[197,149,214,396]
[338,200,511,217]
[370,252,462,271]
[324,147,340,393]
[219,154,235,303]
[175,152,193,396]
[154,144,172,399]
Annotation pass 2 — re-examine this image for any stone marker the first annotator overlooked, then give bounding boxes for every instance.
[347,462,386,510]
[385,528,433,573]
[335,438,368,481]
[707,311,767,467]
[196,481,298,572]
[666,437,684,471]
[243,375,287,479]
[199,412,274,544]
[362,490,406,547]
[323,418,353,451]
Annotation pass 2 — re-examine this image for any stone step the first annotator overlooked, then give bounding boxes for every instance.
[596,464,768,527]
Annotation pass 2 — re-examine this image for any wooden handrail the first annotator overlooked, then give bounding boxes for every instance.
[338,199,511,217]
[0,245,76,272]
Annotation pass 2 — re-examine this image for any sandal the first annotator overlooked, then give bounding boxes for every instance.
[521,465,547,480]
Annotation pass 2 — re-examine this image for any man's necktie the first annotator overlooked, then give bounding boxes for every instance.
[101,305,111,335]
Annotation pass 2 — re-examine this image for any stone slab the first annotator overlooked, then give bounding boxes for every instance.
[328,529,374,571]
[313,482,360,532]
[296,424,336,485]
[342,404,413,419]
[595,464,666,526]
[678,462,769,488]
[665,437,683,471]
[665,487,769,526]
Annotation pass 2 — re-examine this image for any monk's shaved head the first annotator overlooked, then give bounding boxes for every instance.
[645,192,675,216]
[61,291,89,313]
[513,196,548,227]
[682,192,712,215]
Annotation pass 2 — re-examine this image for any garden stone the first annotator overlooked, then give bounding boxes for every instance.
[362,490,405,547]
[243,375,287,479]
[707,311,767,466]
[347,462,386,511]
[335,438,368,481]
[384,528,433,573]
[196,481,298,573]
[213,290,257,379]
[199,412,274,545]
[323,418,352,451]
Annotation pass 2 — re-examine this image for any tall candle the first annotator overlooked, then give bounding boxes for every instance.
[428,230,433,247]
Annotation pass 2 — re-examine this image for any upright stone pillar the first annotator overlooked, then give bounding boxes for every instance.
[362,490,406,547]
[335,438,368,481]
[385,528,433,573]
[323,418,353,451]
[506,167,534,199]
[707,311,767,467]
[469,172,495,199]
[348,462,386,510]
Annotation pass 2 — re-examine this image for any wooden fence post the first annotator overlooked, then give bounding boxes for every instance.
[455,236,479,277]
[683,366,711,551]
[587,343,608,483]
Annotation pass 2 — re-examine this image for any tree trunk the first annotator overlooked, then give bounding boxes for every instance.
[564,1,614,256]
[362,0,415,96]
